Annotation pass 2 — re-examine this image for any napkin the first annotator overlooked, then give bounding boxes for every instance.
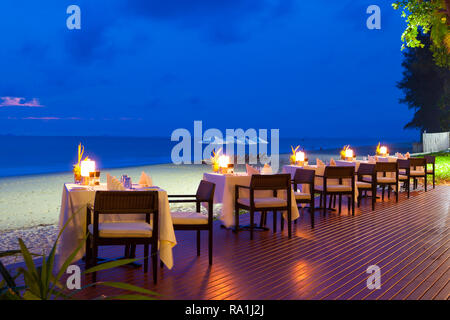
[330,158,336,166]
[316,158,325,167]
[368,155,376,164]
[261,163,272,174]
[106,173,113,190]
[139,171,153,187]
[405,152,410,159]
[395,152,405,159]
[111,176,125,191]
[246,164,260,175]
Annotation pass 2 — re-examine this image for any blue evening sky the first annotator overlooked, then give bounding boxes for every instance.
[0,1,419,141]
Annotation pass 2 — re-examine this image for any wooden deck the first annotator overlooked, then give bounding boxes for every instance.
[71,185,448,299]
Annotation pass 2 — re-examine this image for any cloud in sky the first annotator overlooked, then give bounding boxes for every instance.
[0,97,44,108]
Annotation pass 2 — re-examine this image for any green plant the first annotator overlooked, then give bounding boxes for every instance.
[0,207,160,300]
[392,0,450,69]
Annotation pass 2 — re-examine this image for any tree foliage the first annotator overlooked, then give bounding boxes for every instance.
[397,34,450,132]
[393,0,450,69]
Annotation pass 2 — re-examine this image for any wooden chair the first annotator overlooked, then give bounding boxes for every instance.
[235,174,292,239]
[424,155,435,189]
[315,166,356,215]
[86,191,159,283]
[374,162,399,203]
[398,159,411,198]
[292,168,315,228]
[168,180,215,265]
[356,163,376,210]
[409,157,427,192]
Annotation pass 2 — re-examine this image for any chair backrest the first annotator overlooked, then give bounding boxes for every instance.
[324,166,354,179]
[357,163,375,175]
[424,155,435,165]
[93,191,159,214]
[250,174,290,190]
[196,180,215,203]
[293,168,315,185]
[397,159,410,170]
[375,162,398,173]
[409,157,426,168]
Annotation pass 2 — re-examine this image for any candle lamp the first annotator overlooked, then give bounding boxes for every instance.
[218,155,231,174]
[80,158,96,185]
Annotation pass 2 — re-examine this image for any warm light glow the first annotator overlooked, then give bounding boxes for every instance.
[218,155,230,168]
[81,159,96,177]
[295,151,305,162]
[380,146,387,155]
[345,149,354,158]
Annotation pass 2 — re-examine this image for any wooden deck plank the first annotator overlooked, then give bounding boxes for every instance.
[6,185,447,300]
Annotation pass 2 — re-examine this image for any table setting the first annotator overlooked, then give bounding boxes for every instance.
[56,143,176,270]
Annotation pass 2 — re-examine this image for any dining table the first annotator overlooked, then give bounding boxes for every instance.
[203,172,300,228]
[56,183,177,270]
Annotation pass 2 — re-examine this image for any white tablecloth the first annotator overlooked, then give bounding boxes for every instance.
[203,173,300,228]
[56,183,176,270]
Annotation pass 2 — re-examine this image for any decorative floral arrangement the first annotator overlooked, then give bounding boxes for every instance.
[73,143,86,182]
[375,142,381,155]
[210,148,222,172]
[290,145,300,164]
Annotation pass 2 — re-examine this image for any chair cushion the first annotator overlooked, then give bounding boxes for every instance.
[399,175,408,180]
[410,170,425,176]
[294,192,311,200]
[171,211,208,225]
[315,185,352,192]
[377,177,397,183]
[356,181,372,189]
[427,169,433,174]
[399,169,406,174]
[88,222,152,238]
[237,197,287,208]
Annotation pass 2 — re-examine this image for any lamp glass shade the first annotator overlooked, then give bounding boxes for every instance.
[80,160,96,177]
[295,151,305,162]
[218,155,230,168]
[345,149,354,158]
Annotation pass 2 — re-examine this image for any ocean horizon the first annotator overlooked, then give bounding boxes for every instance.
[0,135,414,178]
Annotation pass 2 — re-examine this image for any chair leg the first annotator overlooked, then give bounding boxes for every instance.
[382,186,385,201]
[144,244,149,273]
[433,173,435,189]
[250,210,254,240]
[328,195,333,209]
[351,193,355,216]
[85,236,92,269]
[388,186,391,199]
[259,211,265,227]
[280,214,284,231]
[333,194,336,208]
[273,211,277,233]
[338,194,342,214]
[372,188,376,211]
[234,206,239,233]
[407,179,410,198]
[209,229,213,265]
[424,175,427,192]
[347,196,351,214]
[310,202,315,229]
[197,230,201,256]
[152,245,157,284]
[92,243,98,283]
[124,244,130,258]
[288,210,292,239]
